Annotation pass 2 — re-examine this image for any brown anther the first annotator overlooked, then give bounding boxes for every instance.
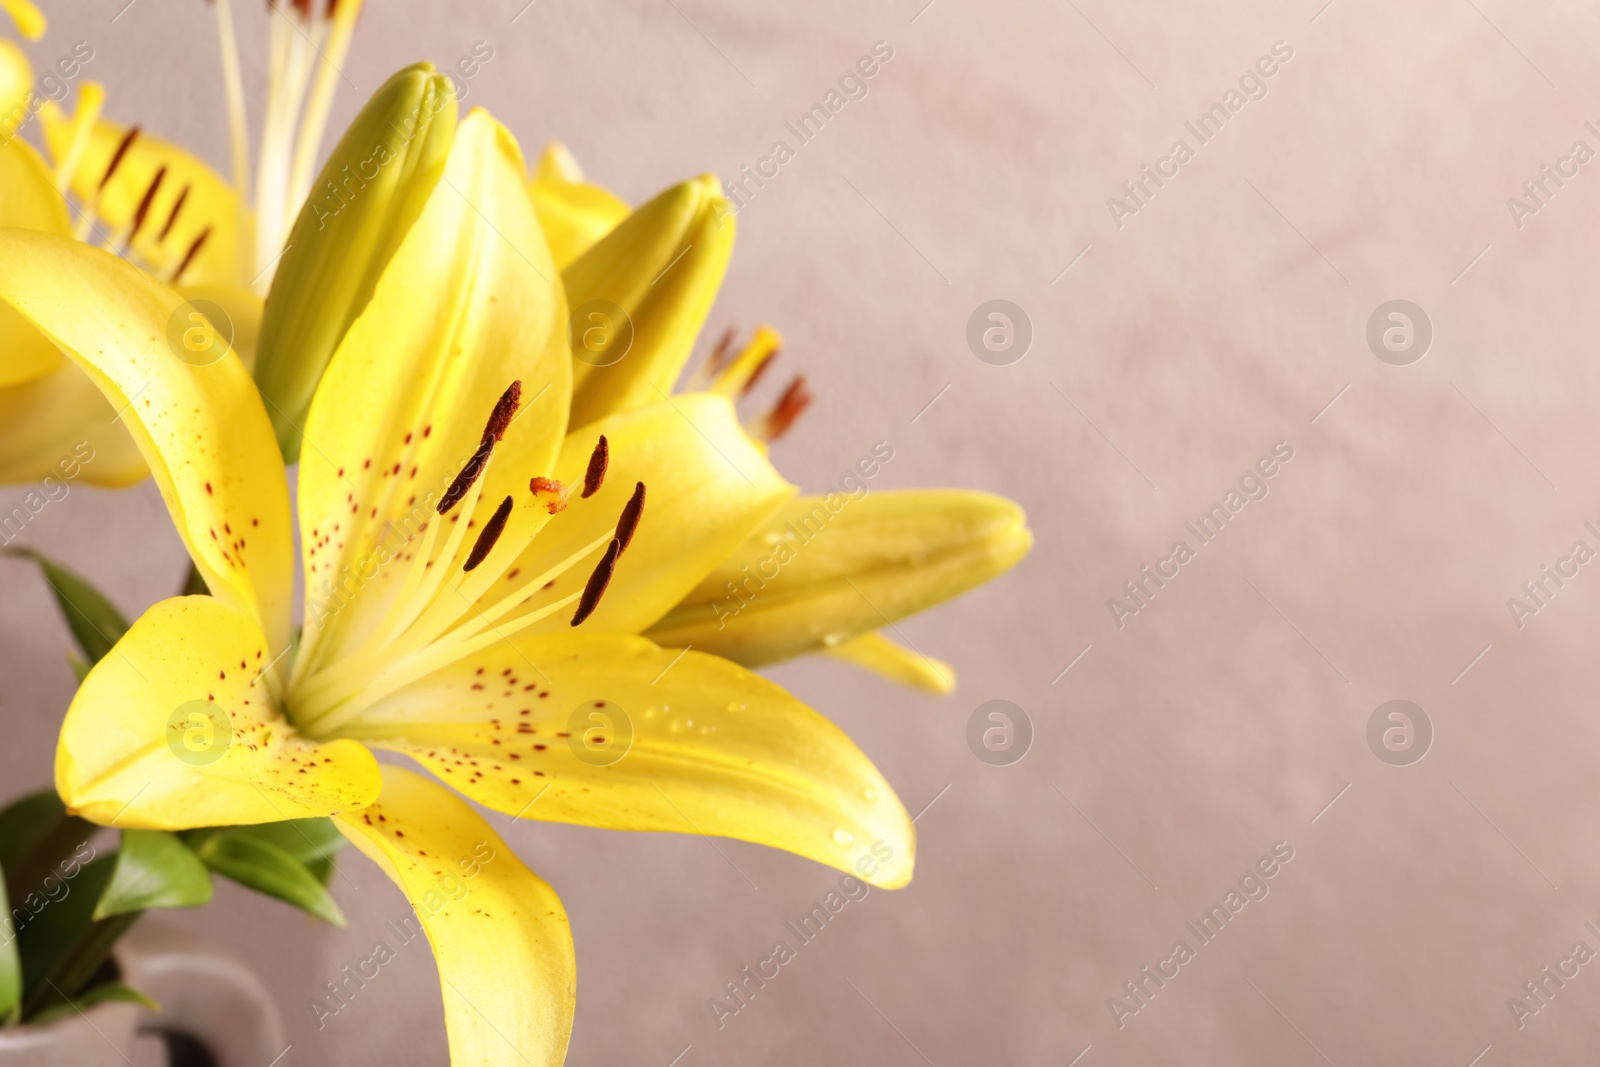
[615,481,645,555]
[704,325,737,375]
[436,383,523,515]
[571,538,621,626]
[438,438,493,515]
[123,165,167,251]
[581,435,608,499]
[98,125,140,192]
[481,380,521,444]
[170,227,212,285]
[463,496,514,572]
[158,184,191,243]
[759,376,813,442]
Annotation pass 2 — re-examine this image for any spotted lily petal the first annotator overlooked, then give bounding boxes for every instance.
[564,175,734,428]
[528,141,628,270]
[825,631,956,695]
[0,136,71,387]
[178,284,264,373]
[291,108,567,681]
[646,490,1032,668]
[330,633,915,888]
[40,104,246,286]
[56,596,381,829]
[335,767,574,1067]
[0,230,294,652]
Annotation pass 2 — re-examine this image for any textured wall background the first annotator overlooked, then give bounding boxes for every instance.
[7,0,1600,1063]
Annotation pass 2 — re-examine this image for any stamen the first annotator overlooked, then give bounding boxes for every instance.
[571,539,621,626]
[438,439,493,515]
[615,481,645,555]
[122,165,167,252]
[529,477,567,515]
[711,325,784,396]
[462,496,513,572]
[158,184,191,243]
[54,82,105,195]
[171,227,212,285]
[212,0,252,283]
[740,345,780,396]
[98,125,140,192]
[581,435,608,498]
[287,0,363,218]
[437,381,523,515]
[482,380,522,443]
[751,375,813,442]
[703,326,737,375]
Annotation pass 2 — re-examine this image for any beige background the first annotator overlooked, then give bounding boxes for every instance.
[7,0,1600,1063]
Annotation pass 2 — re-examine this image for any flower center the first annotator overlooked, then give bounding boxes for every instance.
[285,383,645,739]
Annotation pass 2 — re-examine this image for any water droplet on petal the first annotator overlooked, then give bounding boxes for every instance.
[862,786,879,802]
[725,702,745,714]
[832,827,854,847]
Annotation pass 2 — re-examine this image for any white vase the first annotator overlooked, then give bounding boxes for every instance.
[0,917,287,1066]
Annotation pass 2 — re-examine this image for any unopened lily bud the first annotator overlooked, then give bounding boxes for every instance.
[563,173,734,429]
[254,62,457,462]
[645,490,1033,668]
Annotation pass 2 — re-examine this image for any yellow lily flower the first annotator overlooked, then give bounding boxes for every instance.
[0,105,912,1065]
[531,153,1034,694]
[0,0,362,486]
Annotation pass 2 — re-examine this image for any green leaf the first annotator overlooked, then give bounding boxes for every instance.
[93,831,213,920]
[0,865,21,1025]
[0,791,66,869]
[184,817,346,885]
[17,855,115,1000]
[0,791,95,928]
[27,981,157,1025]
[2,548,129,666]
[187,833,344,927]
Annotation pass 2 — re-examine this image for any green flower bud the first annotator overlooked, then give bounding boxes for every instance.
[254,63,458,462]
[644,490,1033,666]
[563,174,735,429]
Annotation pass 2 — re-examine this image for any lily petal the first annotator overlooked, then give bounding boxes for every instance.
[333,633,915,888]
[335,767,574,1067]
[0,40,28,128]
[57,596,382,829]
[825,631,956,695]
[293,109,568,677]
[0,0,44,39]
[646,490,1032,666]
[483,392,794,638]
[40,105,246,286]
[177,284,264,373]
[0,231,294,650]
[0,361,145,487]
[563,175,734,428]
[0,136,72,387]
[528,141,628,270]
